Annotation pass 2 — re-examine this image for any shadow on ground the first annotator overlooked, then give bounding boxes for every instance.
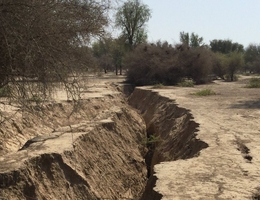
[230,99,260,109]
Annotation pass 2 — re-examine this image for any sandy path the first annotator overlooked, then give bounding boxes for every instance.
[152,77,260,199]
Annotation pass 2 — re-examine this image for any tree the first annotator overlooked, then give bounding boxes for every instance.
[210,39,244,54]
[179,32,204,48]
[226,52,244,81]
[112,38,125,75]
[92,38,114,73]
[92,37,126,75]
[0,0,110,106]
[180,32,190,46]
[212,53,228,79]
[115,0,151,49]
[244,44,260,73]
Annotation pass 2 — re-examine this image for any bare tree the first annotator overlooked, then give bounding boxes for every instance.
[0,0,111,107]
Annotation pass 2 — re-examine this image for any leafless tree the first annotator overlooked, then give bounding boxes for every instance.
[0,0,111,109]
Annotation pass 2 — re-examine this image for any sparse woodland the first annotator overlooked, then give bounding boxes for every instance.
[0,0,260,102]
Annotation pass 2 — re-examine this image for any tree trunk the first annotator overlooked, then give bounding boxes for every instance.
[120,65,122,75]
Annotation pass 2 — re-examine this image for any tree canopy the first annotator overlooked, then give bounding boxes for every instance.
[244,44,260,73]
[115,0,151,48]
[209,39,244,54]
[180,32,204,48]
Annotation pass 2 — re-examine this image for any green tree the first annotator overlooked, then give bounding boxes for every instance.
[180,32,204,48]
[212,53,228,79]
[92,37,126,75]
[226,52,244,81]
[180,32,190,46]
[210,39,244,54]
[92,38,114,73]
[244,44,260,73]
[112,38,125,75]
[115,0,151,49]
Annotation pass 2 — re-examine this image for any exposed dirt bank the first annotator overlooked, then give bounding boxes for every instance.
[136,77,260,199]
[1,75,260,199]
[0,79,148,200]
[128,88,208,200]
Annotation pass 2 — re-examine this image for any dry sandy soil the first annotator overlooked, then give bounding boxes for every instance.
[0,74,148,200]
[0,73,260,200]
[149,76,260,199]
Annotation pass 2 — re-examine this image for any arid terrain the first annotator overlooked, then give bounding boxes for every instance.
[0,74,260,199]
[144,76,260,199]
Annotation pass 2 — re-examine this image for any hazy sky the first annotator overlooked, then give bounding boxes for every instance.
[142,0,260,47]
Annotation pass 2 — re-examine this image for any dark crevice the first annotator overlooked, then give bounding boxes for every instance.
[128,88,209,200]
[140,175,162,200]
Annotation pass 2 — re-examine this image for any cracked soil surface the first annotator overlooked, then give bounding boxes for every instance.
[150,76,260,199]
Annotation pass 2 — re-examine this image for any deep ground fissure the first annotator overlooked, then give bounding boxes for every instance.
[127,87,209,199]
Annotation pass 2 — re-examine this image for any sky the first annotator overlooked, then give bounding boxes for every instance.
[141,0,260,47]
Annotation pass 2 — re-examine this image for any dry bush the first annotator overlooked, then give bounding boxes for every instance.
[125,42,214,86]
[0,0,110,106]
[126,42,181,85]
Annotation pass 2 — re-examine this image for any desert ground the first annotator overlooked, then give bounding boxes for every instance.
[0,74,260,199]
[149,76,260,199]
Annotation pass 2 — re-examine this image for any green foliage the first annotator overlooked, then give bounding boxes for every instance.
[210,39,244,54]
[244,44,260,63]
[244,44,260,73]
[92,37,126,74]
[224,74,239,82]
[152,83,165,89]
[180,32,204,48]
[193,89,216,96]
[29,95,43,104]
[115,0,151,48]
[180,32,190,46]
[212,51,244,81]
[212,52,228,79]
[226,52,244,81]
[145,134,161,145]
[245,78,260,88]
[177,80,194,87]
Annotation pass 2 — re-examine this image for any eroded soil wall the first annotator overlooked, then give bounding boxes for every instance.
[128,88,208,199]
[0,85,148,200]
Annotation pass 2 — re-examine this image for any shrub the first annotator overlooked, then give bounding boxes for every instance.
[193,89,216,96]
[226,52,244,81]
[212,52,228,79]
[246,78,260,88]
[152,83,165,89]
[145,134,161,145]
[126,42,181,86]
[224,74,239,82]
[177,80,194,87]
[125,42,214,86]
